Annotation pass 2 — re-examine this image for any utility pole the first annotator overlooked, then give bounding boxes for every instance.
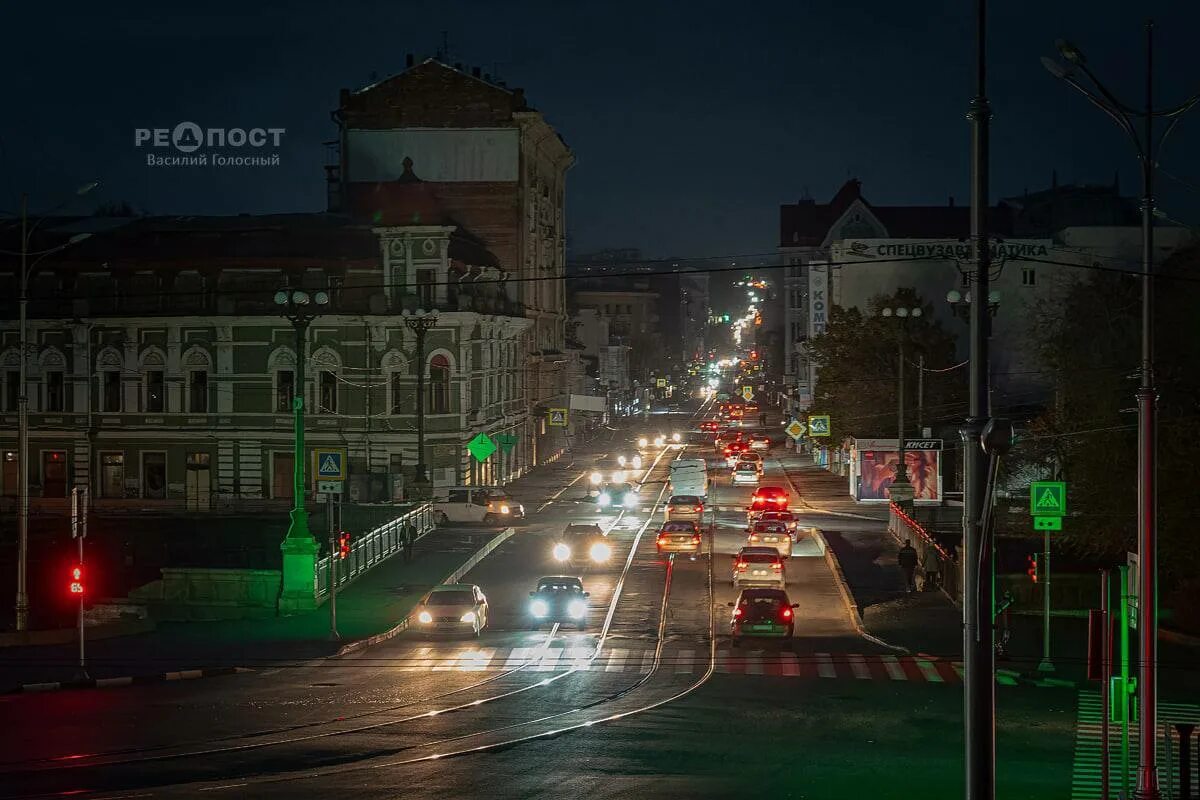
[1038,525,1053,672]
[71,486,89,680]
[917,354,925,434]
[402,310,439,498]
[963,0,995,795]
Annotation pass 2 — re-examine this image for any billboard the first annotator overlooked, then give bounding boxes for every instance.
[851,439,943,502]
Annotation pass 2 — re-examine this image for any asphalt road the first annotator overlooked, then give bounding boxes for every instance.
[0,404,1095,799]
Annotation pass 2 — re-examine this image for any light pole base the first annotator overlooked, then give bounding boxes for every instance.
[1037,659,1055,673]
[279,535,319,614]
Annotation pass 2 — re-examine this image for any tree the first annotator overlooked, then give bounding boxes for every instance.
[807,288,962,445]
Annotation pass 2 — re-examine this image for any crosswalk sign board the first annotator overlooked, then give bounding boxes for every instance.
[785,420,805,440]
[1030,481,1066,516]
[807,415,831,437]
[548,408,568,427]
[313,448,347,481]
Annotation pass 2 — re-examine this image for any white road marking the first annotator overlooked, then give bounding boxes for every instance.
[605,648,628,672]
[881,654,906,680]
[780,652,800,677]
[502,647,534,670]
[534,648,563,672]
[745,653,764,675]
[458,648,496,672]
[849,654,871,679]
[674,648,695,674]
[816,652,836,679]
[640,649,656,673]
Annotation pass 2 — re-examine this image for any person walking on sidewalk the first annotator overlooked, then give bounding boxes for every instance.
[402,520,416,563]
[920,545,940,591]
[898,540,918,593]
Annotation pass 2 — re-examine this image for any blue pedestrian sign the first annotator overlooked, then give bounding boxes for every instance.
[313,448,347,481]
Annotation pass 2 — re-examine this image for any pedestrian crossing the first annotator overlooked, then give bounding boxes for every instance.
[378,644,968,684]
[1070,689,1200,799]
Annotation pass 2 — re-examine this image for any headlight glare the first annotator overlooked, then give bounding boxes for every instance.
[531,599,549,617]
[460,611,477,624]
[500,505,510,514]
[590,471,603,485]
[637,437,648,448]
[568,600,587,619]
[417,610,433,624]
[589,541,611,562]
[553,542,571,562]
[617,456,627,467]
[598,493,611,507]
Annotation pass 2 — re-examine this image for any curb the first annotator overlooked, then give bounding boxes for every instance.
[812,528,909,654]
[335,526,519,657]
[8,665,254,694]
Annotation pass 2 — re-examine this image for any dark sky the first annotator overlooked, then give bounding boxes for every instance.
[4,0,1198,259]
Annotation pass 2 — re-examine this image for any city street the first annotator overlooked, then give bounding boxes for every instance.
[0,409,1091,799]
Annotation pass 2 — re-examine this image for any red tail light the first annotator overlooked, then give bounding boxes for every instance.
[736,561,747,570]
[692,533,701,543]
[781,607,792,619]
[749,534,759,541]
[693,506,703,512]
[734,607,744,617]
[657,534,667,544]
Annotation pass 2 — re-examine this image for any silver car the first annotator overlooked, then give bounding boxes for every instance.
[732,546,786,589]
[412,584,490,637]
[747,521,792,557]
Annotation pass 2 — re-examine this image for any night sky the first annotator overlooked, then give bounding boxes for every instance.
[4,0,1199,259]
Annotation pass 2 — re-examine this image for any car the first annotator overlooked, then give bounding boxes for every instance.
[748,434,771,451]
[714,430,743,450]
[732,546,787,588]
[528,576,591,629]
[656,520,703,555]
[551,523,612,566]
[699,420,720,433]
[748,486,789,523]
[729,588,796,648]
[432,487,526,524]
[412,584,490,636]
[723,442,749,467]
[756,510,799,537]
[737,450,764,473]
[748,521,792,557]
[732,463,760,485]
[665,494,705,522]
[598,482,641,509]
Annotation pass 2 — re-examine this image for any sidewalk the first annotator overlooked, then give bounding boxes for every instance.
[775,452,888,522]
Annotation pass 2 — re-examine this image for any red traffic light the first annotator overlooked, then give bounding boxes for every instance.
[338,532,351,560]
[1026,554,1038,583]
[69,565,84,595]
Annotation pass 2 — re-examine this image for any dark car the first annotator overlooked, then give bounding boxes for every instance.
[729,587,796,648]
[551,524,612,566]
[528,576,591,629]
[597,482,640,510]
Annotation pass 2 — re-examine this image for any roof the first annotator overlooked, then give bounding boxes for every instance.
[780,179,1012,248]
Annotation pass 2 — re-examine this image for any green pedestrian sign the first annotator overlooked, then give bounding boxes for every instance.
[466,433,497,462]
[1033,516,1062,531]
[496,434,519,454]
[1030,481,1067,517]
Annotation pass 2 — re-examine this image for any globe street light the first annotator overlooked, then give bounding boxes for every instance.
[401,308,439,497]
[5,182,98,631]
[274,287,329,544]
[877,305,923,506]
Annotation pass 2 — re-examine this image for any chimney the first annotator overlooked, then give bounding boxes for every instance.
[472,66,481,77]
[406,53,414,68]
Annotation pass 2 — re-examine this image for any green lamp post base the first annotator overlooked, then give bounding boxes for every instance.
[279,514,319,614]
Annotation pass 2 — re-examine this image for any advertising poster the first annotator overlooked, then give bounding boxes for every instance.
[857,449,941,501]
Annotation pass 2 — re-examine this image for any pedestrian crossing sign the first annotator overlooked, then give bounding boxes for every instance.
[313,448,346,481]
[807,415,831,437]
[1030,481,1066,517]
[548,408,568,427]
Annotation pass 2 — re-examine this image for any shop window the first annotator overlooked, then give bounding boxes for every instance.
[99,452,124,498]
[5,370,20,411]
[1022,268,1036,286]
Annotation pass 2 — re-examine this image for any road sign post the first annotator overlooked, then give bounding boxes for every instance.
[70,486,88,680]
[1030,481,1066,674]
[326,487,341,642]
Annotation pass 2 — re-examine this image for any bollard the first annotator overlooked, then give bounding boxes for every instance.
[1178,723,1195,800]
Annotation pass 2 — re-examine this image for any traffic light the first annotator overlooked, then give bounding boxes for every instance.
[69,565,84,595]
[338,532,351,560]
[1026,554,1039,583]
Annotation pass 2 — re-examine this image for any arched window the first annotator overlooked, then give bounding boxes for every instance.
[182,347,212,414]
[428,354,450,414]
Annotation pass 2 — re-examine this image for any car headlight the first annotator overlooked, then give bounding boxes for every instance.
[672,432,681,442]
[568,600,587,619]
[598,493,611,507]
[637,437,649,448]
[500,504,510,514]
[589,541,611,562]
[417,610,433,624]
[654,436,665,446]
[530,599,549,617]
[553,542,571,562]
[460,611,477,624]
[617,455,627,467]
[632,456,642,469]
[590,471,603,485]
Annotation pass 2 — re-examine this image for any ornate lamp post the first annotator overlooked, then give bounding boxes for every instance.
[877,305,923,509]
[401,308,438,498]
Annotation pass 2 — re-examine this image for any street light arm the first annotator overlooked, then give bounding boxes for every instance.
[1073,60,1143,119]
[1060,76,1144,157]
[1156,92,1200,119]
[1154,113,1190,167]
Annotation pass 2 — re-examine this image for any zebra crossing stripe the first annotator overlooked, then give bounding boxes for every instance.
[534,648,562,672]
[605,648,628,672]
[848,654,871,680]
[459,648,496,672]
[640,649,656,673]
[881,655,906,681]
[502,647,534,670]
[566,646,592,671]
[780,652,800,677]
[816,653,836,679]
[675,649,695,674]
[745,654,764,676]
[915,658,943,683]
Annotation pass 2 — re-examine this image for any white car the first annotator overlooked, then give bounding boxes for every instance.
[412,584,489,636]
[732,464,760,485]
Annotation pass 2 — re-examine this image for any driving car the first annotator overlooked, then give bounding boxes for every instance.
[714,431,743,451]
[748,486,789,523]
[597,482,641,509]
[748,521,792,557]
[432,487,526,524]
[656,520,703,555]
[748,434,771,451]
[732,463,760,485]
[665,494,706,522]
[528,576,590,629]
[729,588,796,648]
[412,584,490,636]
[737,450,764,473]
[732,546,787,588]
[551,523,612,566]
[699,420,720,433]
[723,441,749,467]
[756,510,800,537]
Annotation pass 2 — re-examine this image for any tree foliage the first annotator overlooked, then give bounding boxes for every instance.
[807,288,963,444]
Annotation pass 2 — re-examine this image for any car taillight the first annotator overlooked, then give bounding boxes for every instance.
[749,534,759,541]
[692,533,701,543]
[781,607,793,619]
[693,506,703,512]
[734,607,744,617]
[773,496,787,505]
[736,561,747,570]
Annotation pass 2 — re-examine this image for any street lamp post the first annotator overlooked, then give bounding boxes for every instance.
[401,309,438,498]
[8,182,97,630]
[878,305,923,509]
[1043,25,1200,799]
[273,287,330,544]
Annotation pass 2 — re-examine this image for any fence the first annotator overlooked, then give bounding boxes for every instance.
[889,502,962,603]
[314,503,436,601]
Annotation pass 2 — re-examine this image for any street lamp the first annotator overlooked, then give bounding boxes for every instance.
[401,308,439,497]
[1043,25,1200,799]
[7,182,97,631]
[945,289,1000,322]
[274,287,330,544]
[877,305,923,507]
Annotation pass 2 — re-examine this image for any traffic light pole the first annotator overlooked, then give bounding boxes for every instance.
[328,493,339,642]
[1038,526,1053,672]
[71,486,89,680]
[1120,563,1133,798]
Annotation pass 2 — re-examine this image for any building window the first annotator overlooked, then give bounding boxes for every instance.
[5,370,19,411]
[961,271,970,288]
[390,371,405,414]
[144,370,164,412]
[275,369,294,413]
[319,370,338,414]
[272,452,293,499]
[142,452,166,499]
[42,450,67,497]
[102,370,121,412]
[417,268,435,309]
[3,451,17,496]
[428,355,450,413]
[188,370,208,413]
[100,452,124,498]
[1022,267,1036,286]
[43,371,64,412]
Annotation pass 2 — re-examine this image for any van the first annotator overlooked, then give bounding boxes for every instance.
[670,467,709,499]
[432,486,526,524]
[670,459,708,476]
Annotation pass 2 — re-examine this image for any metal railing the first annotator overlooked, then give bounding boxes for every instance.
[889,501,961,602]
[314,502,436,600]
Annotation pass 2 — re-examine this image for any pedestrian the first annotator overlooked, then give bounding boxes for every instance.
[897,539,918,593]
[920,545,940,591]
[759,411,768,428]
[402,520,415,563]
